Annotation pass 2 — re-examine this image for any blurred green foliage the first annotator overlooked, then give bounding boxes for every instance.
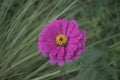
[0,0,120,80]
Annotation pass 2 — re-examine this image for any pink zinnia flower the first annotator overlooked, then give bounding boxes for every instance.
[38,19,87,66]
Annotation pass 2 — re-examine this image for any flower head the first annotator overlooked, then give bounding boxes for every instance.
[38,19,87,66]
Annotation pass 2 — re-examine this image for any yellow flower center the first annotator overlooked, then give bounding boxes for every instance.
[56,34,68,46]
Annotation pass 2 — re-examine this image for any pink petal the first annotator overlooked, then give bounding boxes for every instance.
[66,20,79,36]
[79,43,82,48]
[49,58,57,65]
[58,60,64,66]
[71,20,79,28]
[66,21,74,35]
[40,33,56,42]
[47,20,61,35]
[42,52,49,57]
[66,43,78,56]
[57,56,63,60]
[76,49,82,56]
[65,58,73,63]
[69,30,80,37]
[53,20,61,34]
[58,19,68,34]
[38,41,56,54]
[58,47,65,57]
[69,38,80,44]
[82,47,86,53]
[41,25,58,40]
[49,47,59,58]
[65,47,74,56]
[73,55,80,61]
[65,53,72,59]
[71,32,83,40]
[67,44,78,51]
[82,31,87,42]
[82,42,86,48]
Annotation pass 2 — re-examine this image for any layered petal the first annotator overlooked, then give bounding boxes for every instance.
[66,20,79,36]
[58,60,64,66]
[49,47,59,58]
[73,55,80,61]
[58,19,68,35]
[49,58,57,65]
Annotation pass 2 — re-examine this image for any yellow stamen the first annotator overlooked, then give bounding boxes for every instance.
[56,34,68,46]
